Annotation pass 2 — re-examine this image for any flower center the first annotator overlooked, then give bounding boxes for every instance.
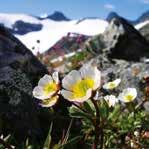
[43,82,57,95]
[71,78,94,98]
[124,94,134,101]
[108,82,116,89]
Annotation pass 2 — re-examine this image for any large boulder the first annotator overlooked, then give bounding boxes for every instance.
[0,25,49,140]
[85,17,149,61]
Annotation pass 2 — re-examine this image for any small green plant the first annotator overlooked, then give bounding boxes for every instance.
[32,64,149,148]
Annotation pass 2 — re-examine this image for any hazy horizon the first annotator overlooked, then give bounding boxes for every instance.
[0,0,148,20]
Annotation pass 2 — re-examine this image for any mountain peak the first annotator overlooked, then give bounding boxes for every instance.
[38,11,70,21]
[47,11,70,21]
[137,10,149,23]
[106,11,119,22]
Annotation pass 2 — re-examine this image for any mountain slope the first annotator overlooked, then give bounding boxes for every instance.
[15,18,108,54]
[136,10,149,24]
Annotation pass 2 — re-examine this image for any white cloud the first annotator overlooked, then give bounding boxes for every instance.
[141,0,149,4]
[104,4,115,10]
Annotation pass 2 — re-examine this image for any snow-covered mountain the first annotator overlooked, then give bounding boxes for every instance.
[17,18,108,54]
[0,12,108,54]
[0,11,148,55]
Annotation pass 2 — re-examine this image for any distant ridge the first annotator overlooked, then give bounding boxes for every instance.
[38,11,70,21]
[106,10,149,24]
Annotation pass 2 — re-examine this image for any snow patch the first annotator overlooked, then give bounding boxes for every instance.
[15,19,108,54]
[135,21,149,30]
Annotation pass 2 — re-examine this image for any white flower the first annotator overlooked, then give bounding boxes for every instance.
[33,72,60,107]
[134,131,139,137]
[103,79,121,90]
[104,95,119,107]
[118,88,137,103]
[61,65,101,103]
[130,140,135,148]
[39,95,59,107]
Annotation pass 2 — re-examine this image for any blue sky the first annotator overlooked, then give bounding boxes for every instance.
[0,0,148,20]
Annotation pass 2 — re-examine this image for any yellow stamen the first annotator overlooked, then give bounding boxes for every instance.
[108,82,116,89]
[124,94,134,101]
[71,78,94,99]
[43,82,57,95]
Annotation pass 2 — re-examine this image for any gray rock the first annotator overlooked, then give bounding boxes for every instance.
[87,56,149,102]
[0,25,48,140]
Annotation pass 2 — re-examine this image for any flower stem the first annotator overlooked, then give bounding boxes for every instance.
[0,138,13,149]
[91,98,101,149]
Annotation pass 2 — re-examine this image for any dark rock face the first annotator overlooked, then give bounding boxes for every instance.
[0,21,43,35]
[11,20,43,35]
[104,18,149,61]
[0,25,48,140]
[44,32,90,60]
[86,17,149,61]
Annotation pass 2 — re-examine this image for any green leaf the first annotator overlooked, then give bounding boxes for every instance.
[108,104,121,121]
[43,122,53,149]
[99,100,109,119]
[60,136,82,148]
[68,105,92,120]
[83,100,95,115]
[62,119,73,144]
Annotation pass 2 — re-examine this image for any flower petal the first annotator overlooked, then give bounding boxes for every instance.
[80,65,95,79]
[103,78,121,90]
[33,86,51,100]
[61,89,92,103]
[38,74,53,87]
[93,67,101,90]
[40,96,59,107]
[113,79,121,86]
[62,70,81,90]
[118,88,137,103]
[104,95,119,107]
[61,90,74,100]
[80,65,101,90]
[52,72,59,84]
[72,89,92,103]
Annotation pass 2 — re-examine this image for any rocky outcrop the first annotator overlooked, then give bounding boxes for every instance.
[83,17,149,99]
[85,17,149,61]
[0,25,49,140]
[11,20,43,35]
